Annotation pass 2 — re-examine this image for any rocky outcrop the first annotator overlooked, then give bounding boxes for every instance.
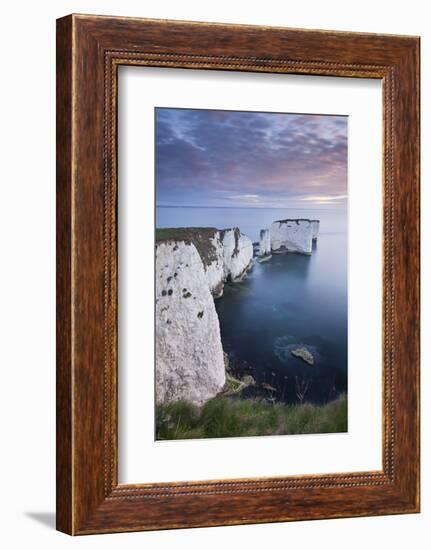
[201,233,225,297]
[311,220,320,240]
[291,347,315,365]
[221,228,254,282]
[258,228,272,260]
[155,227,253,298]
[270,219,313,255]
[155,240,226,405]
[221,373,256,396]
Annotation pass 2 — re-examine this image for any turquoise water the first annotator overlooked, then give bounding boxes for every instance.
[156,207,347,405]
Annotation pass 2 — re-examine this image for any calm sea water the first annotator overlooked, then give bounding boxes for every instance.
[156,207,347,405]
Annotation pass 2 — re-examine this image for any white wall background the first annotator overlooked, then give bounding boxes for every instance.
[0,0,428,548]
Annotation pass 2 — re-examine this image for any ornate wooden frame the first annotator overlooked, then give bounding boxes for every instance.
[56,14,420,535]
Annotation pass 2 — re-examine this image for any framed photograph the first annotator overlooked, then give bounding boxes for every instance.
[56,14,420,535]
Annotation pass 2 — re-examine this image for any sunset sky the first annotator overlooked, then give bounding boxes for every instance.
[155,108,347,209]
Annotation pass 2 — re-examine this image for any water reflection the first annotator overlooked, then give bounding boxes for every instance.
[215,238,347,406]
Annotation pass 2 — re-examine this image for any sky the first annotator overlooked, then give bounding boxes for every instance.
[155,108,347,209]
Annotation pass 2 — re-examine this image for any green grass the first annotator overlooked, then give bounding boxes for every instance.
[155,227,220,267]
[156,227,215,241]
[156,394,347,440]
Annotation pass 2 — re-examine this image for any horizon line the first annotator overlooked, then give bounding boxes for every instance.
[156,204,346,211]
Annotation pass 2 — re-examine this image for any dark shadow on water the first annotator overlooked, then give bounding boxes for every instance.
[25,512,56,530]
[216,246,347,406]
[264,251,312,283]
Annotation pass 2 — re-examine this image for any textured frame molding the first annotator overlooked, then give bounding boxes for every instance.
[57,14,420,535]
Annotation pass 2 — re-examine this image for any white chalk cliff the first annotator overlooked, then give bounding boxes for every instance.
[189,228,254,296]
[155,227,253,405]
[201,233,225,297]
[259,228,271,257]
[155,240,226,405]
[311,220,320,240]
[221,228,254,281]
[270,219,313,255]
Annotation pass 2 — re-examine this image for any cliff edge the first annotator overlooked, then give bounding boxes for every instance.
[155,227,253,405]
[155,240,226,405]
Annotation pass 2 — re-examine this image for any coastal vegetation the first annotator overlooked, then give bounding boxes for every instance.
[156,227,221,268]
[156,393,347,440]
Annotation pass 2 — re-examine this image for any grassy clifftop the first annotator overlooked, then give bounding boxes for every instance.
[156,227,220,267]
[156,394,347,440]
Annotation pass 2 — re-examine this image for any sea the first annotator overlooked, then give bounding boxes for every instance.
[156,206,348,405]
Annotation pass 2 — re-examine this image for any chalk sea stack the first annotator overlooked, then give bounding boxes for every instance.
[258,228,272,262]
[269,219,314,255]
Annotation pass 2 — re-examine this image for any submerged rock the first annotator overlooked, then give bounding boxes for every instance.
[291,347,315,365]
[155,240,226,405]
[261,382,277,392]
[241,374,256,386]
